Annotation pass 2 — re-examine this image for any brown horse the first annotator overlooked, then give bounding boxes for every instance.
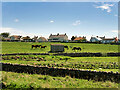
[41,45,47,49]
[72,47,81,51]
[64,45,69,49]
[32,45,41,49]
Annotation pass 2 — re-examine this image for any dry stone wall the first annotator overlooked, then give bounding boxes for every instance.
[2,63,120,83]
[1,53,120,57]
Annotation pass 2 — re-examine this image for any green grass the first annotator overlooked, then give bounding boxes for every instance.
[2,42,118,54]
[1,42,119,88]
[2,71,118,88]
[2,55,118,72]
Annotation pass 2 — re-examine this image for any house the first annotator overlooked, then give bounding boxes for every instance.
[50,44,64,52]
[32,36,38,42]
[48,33,68,42]
[37,37,47,42]
[21,36,33,42]
[74,36,87,42]
[101,37,118,44]
[3,37,11,41]
[90,36,102,42]
[10,35,22,41]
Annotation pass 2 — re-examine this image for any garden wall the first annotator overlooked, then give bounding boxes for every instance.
[2,63,120,83]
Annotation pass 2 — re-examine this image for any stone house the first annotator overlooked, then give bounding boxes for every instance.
[48,33,68,42]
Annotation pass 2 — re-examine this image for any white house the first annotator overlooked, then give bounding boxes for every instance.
[90,36,103,42]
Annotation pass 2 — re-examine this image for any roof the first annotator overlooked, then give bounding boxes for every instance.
[96,37,102,40]
[49,33,67,38]
[103,38,115,40]
[10,35,21,38]
[91,37,102,40]
[50,44,64,46]
[74,37,84,40]
[38,37,47,41]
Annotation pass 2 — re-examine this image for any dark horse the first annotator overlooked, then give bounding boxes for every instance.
[32,45,41,49]
[64,45,69,49]
[72,47,81,51]
[41,45,47,49]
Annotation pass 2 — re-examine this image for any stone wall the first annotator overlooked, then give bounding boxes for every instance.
[2,63,120,83]
[1,53,120,57]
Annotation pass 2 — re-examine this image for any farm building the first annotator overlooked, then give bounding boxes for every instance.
[51,44,64,52]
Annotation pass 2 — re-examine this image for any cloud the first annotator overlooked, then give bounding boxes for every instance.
[72,20,81,26]
[0,27,41,38]
[111,30,118,33]
[95,3,114,13]
[114,14,118,17]
[14,19,19,22]
[41,0,47,1]
[50,20,54,23]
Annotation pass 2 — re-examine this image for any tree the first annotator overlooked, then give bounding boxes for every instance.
[0,32,10,37]
[71,36,76,41]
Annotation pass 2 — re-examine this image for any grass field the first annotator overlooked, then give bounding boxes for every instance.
[2,71,118,88]
[2,42,118,54]
[1,55,119,71]
[1,42,119,88]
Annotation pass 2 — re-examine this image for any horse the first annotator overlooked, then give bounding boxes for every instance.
[41,45,47,49]
[64,45,69,49]
[72,47,81,51]
[32,45,41,49]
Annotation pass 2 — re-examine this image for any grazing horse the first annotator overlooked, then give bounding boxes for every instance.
[32,45,41,49]
[41,45,47,49]
[72,47,81,51]
[64,45,69,49]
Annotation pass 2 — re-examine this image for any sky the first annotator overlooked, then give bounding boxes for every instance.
[1,2,118,40]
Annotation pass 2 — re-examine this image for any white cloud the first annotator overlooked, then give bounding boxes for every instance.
[14,19,19,22]
[0,27,41,38]
[50,20,54,23]
[72,20,81,26]
[111,30,118,33]
[114,14,118,17]
[41,0,47,1]
[95,3,114,13]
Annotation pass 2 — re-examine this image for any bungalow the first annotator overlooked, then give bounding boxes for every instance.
[21,36,33,42]
[3,37,11,41]
[74,36,87,42]
[101,37,118,44]
[37,37,47,42]
[48,33,68,42]
[10,35,22,41]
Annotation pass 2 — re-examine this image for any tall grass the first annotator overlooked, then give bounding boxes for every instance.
[2,71,118,88]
